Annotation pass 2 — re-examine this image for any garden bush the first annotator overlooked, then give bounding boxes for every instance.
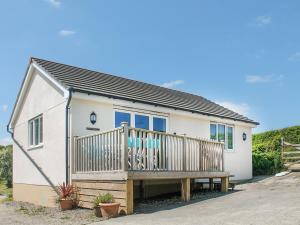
[252,126,300,175]
[0,145,13,188]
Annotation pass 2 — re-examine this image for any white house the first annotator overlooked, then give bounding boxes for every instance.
[8,57,258,212]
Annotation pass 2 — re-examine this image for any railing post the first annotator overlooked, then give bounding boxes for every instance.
[71,136,78,175]
[183,134,187,171]
[121,122,129,171]
[221,143,225,172]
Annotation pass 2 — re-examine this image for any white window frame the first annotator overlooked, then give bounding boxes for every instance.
[28,114,43,148]
[134,113,150,130]
[226,125,234,151]
[152,115,168,133]
[113,109,169,132]
[210,122,234,151]
[113,109,133,127]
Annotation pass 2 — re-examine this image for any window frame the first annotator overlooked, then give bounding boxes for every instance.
[28,114,43,148]
[114,110,131,128]
[210,123,217,141]
[217,124,226,143]
[153,116,167,133]
[210,122,234,151]
[113,109,168,132]
[135,114,150,130]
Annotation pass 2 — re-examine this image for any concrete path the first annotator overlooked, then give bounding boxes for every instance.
[93,173,300,225]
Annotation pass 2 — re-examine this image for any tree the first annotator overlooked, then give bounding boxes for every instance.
[0,145,13,188]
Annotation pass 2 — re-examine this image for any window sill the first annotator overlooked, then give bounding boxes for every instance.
[28,144,44,151]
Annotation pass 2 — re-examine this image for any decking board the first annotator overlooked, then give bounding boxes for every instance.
[73,181,127,191]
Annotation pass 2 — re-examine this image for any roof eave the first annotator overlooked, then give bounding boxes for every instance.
[71,88,259,126]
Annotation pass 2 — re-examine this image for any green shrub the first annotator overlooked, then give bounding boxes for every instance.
[252,151,282,175]
[0,146,13,188]
[93,195,102,208]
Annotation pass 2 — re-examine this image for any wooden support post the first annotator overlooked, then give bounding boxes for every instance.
[221,176,229,192]
[126,179,134,214]
[181,178,190,201]
[209,178,214,191]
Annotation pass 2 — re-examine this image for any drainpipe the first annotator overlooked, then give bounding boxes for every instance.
[7,125,59,195]
[65,88,73,184]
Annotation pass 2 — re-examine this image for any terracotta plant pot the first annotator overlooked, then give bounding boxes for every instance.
[94,206,102,217]
[99,202,120,218]
[60,199,73,211]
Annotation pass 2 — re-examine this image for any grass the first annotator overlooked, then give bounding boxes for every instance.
[16,205,47,216]
[0,180,12,202]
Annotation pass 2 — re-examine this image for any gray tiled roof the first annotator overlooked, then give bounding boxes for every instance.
[32,57,258,125]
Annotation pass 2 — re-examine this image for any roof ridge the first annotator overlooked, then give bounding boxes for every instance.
[31,57,209,99]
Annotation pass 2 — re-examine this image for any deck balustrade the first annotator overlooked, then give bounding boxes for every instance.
[72,122,224,174]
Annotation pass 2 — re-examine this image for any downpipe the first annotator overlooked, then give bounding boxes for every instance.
[65,88,73,184]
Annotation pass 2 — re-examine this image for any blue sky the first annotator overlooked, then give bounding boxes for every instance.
[0,0,299,145]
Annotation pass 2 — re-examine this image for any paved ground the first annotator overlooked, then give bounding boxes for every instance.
[1,173,300,225]
[93,173,300,225]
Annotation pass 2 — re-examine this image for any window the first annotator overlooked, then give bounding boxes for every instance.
[218,124,225,142]
[135,114,149,130]
[210,123,234,150]
[227,126,233,150]
[153,117,166,132]
[28,115,43,147]
[114,110,168,132]
[210,124,217,140]
[115,111,131,128]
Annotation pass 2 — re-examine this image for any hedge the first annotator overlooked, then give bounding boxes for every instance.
[0,145,13,188]
[252,126,300,175]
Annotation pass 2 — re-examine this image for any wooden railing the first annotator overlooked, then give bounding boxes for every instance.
[73,128,124,172]
[72,122,224,173]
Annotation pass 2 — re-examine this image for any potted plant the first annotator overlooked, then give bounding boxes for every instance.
[57,182,78,211]
[98,193,120,218]
[93,195,102,217]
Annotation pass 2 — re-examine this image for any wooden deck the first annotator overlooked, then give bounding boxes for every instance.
[71,123,229,214]
[72,170,229,181]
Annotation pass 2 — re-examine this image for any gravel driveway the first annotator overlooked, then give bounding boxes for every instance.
[1,173,300,225]
[0,201,104,225]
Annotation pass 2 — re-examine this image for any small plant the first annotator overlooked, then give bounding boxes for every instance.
[57,182,77,200]
[93,195,102,208]
[57,182,78,210]
[98,193,114,203]
[93,195,103,217]
[97,193,120,218]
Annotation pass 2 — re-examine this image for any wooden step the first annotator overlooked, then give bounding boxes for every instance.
[283,151,300,155]
[283,156,300,160]
[288,164,300,172]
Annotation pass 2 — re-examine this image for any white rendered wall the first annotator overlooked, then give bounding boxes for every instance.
[224,125,253,180]
[71,94,254,180]
[13,69,66,185]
